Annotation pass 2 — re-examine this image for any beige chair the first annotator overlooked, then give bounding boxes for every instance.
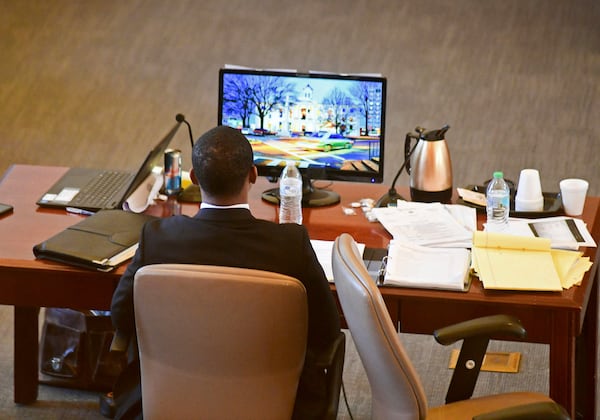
[332,233,570,420]
[133,264,308,420]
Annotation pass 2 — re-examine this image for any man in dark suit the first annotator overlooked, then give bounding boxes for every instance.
[109,125,341,419]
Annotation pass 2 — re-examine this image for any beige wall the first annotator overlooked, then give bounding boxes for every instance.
[1,0,598,195]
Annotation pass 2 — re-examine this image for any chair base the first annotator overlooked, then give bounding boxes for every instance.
[99,392,115,419]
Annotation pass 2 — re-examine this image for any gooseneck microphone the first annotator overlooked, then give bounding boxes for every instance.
[174,113,202,203]
[374,128,423,208]
[175,113,194,148]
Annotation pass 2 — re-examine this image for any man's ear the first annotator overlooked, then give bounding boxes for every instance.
[249,166,258,184]
[190,168,199,185]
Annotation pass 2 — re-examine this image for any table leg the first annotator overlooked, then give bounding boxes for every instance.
[548,313,576,419]
[576,264,598,420]
[383,297,400,329]
[14,306,39,404]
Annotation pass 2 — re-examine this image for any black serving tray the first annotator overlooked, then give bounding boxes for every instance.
[458,184,563,218]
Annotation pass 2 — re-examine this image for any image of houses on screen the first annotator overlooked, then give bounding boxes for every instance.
[220,72,385,173]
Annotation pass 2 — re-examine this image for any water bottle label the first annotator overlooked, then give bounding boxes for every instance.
[491,205,506,218]
[280,179,301,196]
[279,177,302,224]
[486,194,509,226]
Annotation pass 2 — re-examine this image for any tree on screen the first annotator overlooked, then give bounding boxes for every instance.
[349,81,373,136]
[222,75,254,128]
[322,87,352,134]
[247,76,294,131]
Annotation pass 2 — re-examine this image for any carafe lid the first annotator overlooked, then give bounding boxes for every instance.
[421,124,450,141]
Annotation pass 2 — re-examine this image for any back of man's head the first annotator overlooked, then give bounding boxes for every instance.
[192,126,254,197]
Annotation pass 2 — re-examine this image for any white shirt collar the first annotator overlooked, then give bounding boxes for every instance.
[200,202,250,210]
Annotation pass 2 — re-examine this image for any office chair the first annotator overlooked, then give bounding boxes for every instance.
[132,264,308,420]
[332,233,570,420]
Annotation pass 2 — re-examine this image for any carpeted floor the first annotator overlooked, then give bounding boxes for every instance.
[0,305,550,419]
[0,0,598,418]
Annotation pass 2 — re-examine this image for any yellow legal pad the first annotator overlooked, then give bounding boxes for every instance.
[471,231,590,291]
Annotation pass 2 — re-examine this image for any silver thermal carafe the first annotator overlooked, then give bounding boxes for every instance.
[405,125,453,203]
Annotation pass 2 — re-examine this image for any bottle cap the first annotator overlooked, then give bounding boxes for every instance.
[493,171,503,178]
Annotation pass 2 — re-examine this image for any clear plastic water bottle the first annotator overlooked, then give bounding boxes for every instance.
[279,161,303,224]
[486,171,510,230]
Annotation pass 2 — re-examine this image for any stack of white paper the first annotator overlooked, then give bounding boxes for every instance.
[369,202,475,291]
[384,241,471,291]
[371,201,476,248]
[497,216,597,250]
[311,239,365,282]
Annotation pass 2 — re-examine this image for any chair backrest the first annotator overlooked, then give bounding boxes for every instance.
[332,233,428,420]
[133,264,308,420]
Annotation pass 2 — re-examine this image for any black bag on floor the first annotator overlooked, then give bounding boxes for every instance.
[39,308,126,391]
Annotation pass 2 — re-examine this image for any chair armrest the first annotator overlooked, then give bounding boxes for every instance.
[472,401,571,420]
[434,314,526,346]
[434,315,527,404]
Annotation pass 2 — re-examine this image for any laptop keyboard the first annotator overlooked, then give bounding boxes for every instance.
[69,170,133,209]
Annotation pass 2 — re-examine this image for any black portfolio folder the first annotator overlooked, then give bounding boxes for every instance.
[33,210,158,272]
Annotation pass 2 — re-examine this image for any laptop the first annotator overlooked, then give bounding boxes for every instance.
[37,121,181,212]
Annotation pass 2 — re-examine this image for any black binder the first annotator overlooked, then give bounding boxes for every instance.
[33,210,158,272]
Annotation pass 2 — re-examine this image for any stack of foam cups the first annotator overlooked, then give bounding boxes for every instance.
[515,169,544,212]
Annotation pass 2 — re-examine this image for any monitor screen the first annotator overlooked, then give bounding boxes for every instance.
[218,68,387,206]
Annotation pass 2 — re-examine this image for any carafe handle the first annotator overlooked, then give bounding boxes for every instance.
[404,127,424,176]
[404,132,414,175]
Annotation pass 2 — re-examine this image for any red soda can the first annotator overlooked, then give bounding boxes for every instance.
[164,149,182,195]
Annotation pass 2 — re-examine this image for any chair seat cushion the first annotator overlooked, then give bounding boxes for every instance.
[426,391,553,419]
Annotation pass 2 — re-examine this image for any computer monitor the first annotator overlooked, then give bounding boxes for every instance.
[218,67,387,207]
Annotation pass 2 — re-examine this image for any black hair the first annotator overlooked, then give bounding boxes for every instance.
[191,126,254,197]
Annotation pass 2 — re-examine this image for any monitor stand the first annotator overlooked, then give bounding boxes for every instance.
[261,176,340,208]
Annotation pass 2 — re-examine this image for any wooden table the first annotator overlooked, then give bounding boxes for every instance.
[0,164,597,419]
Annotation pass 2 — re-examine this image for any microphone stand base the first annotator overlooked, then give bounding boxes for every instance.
[375,190,406,208]
[178,184,202,203]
